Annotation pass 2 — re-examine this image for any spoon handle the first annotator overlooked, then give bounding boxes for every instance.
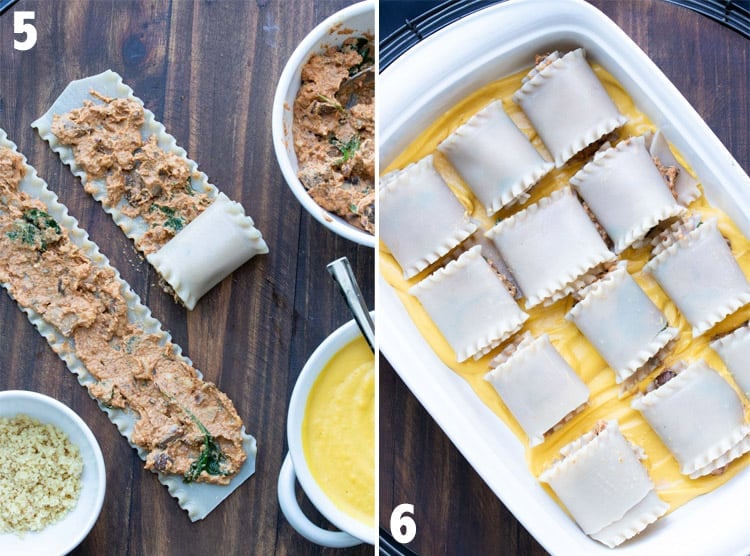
[327,257,375,352]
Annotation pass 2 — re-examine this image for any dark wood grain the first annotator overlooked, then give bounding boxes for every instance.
[378,1,750,554]
[0,1,373,555]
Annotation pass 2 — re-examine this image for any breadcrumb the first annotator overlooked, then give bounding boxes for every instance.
[0,414,83,535]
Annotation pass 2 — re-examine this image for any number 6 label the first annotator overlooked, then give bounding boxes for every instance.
[390,503,416,544]
[14,11,37,51]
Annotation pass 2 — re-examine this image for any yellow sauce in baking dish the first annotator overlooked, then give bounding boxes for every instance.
[381,64,750,513]
[302,336,375,525]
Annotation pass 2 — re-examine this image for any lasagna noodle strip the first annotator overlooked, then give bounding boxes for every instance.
[32,70,268,310]
[0,129,256,521]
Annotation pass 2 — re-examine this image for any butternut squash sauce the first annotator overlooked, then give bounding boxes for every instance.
[302,336,375,525]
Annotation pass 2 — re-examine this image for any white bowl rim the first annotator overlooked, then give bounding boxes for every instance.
[286,316,376,544]
[0,390,106,554]
[272,0,376,248]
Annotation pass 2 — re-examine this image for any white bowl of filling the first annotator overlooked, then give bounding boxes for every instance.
[0,390,106,555]
[272,0,375,247]
[278,317,376,547]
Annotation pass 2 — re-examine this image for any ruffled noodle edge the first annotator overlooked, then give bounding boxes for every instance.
[402,220,477,280]
[648,214,701,257]
[540,420,648,485]
[689,429,750,479]
[589,491,669,548]
[710,321,750,354]
[570,135,647,186]
[0,129,257,521]
[466,318,526,363]
[486,186,576,238]
[691,290,750,338]
[644,216,710,272]
[487,330,535,368]
[615,203,686,254]
[521,51,561,84]
[618,328,679,385]
[485,332,551,380]
[566,261,628,320]
[485,160,554,216]
[527,253,615,309]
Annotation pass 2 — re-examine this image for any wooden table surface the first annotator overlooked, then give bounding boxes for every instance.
[379,1,750,554]
[0,1,374,555]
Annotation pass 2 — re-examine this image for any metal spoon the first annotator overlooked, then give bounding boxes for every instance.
[335,66,375,110]
[327,257,374,352]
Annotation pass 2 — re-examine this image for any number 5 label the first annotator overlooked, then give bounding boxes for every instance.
[14,11,37,51]
[390,503,417,544]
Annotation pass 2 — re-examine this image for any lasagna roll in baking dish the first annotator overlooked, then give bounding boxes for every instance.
[539,420,668,548]
[711,323,750,399]
[632,360,750,479]
[566,262,678,386]
[644,218,750,337]
[380,155,477,279]
[437,100,553,215]
[570,135,686,253]
[485,187,615,309]
[484,332,589,446]
[408,246,528,362]
[512,49,628,168]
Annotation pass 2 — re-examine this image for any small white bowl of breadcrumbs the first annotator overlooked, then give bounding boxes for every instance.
[0,390,106,554]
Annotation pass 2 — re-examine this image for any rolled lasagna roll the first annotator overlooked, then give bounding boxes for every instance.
[512,49,628,167]
[380,155,477,279]
[711,323,750,399]
[646,129,701,206]
[632,360,750,478]
[146,193,263,309]
[644,218,750,337]
[485,187,616,309]
[566,262,678,385]
[539,421,668,548]
[32,70,268,310]
[408,245,528,362]
[484,332,589,446]
[570,136,685,253]
[437,100,553,215]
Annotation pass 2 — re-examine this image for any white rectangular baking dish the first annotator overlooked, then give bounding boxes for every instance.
[378,1,750,554]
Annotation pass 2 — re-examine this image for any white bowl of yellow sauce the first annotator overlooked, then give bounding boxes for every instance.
[278,317,375,547]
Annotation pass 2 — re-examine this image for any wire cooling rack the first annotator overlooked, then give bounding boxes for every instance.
[380,0,750,71]
[0,0,20,16]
